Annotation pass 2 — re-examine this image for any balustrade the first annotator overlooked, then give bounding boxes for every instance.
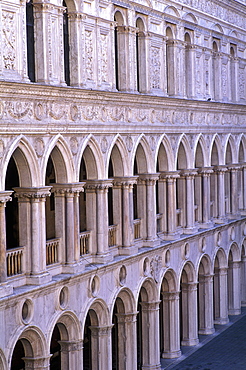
[108,225,117,247]
[133,219,141,240]
[46,238,59,265]
[80,231,90,255]
[6,247,24,277]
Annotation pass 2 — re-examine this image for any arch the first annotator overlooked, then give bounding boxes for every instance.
[212,40,219,52]
[107,135,129,177]
[228,242,241,262]
[210,135,223,165]
[133,136,153,174]
[160,268,178,294]
[1,136,40,189]
[179,260,196,286]
[156,142,169,172]
[197,254,212,277]
[183,12,198,24]
[156,135,175,171]
[229,30,238,38]
[114,9,125,25]
[77,135,104,180]
[213,23,224,34]
[137,277,159,304]
[136,17,148,93]
[176,136,191,170]
[166,26,174,39]
[41,135,74,184]
[238,135,246,162]
[82,298,110,329]
[225,135,237,164]
[213,248,227,270]
[194,135,208,168]
[62,0,77,12]
[136,16,145,31]
[164,5,180,18]
[48,310,82,346]
[111,287,136,317]
[0,349,7,370]
[228,243,241,315]
[9,326,47,368]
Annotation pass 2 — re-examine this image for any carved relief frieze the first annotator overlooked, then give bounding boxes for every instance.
[2,11,16,70]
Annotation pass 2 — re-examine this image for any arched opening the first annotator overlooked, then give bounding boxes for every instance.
[241,243,246,306]
[225,142,233,215]
[83,313,92,369]
[212,40,220,100]
[176,142,188,229]
[228,245,241,315]
[238,141,245,212]
[184,32,192,98]
[137,291,143,369]
[50,324,62,369]
[79,157,87,233]
[26,0,35,82]
[194,142,205,224]
[5,156,20,250]
[230,45,236,102]
[210,141,219,219]
[114,11,125,91]
[136,18,147,93]
[63,1,70,86]
[11,340,26,370]
[166,27,175,96]
[213,250,229,324]
[45,156,56,240]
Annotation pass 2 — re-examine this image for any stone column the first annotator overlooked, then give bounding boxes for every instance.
[67,13,84,86]
[198,167,214,228]
[139,174,160,247]
[166,40,180,96]
[52,183,84,271]
[140,301,161,370]
[161,292,181,359]
[214,166,227,223]
[90,326,112,370]
[228,261,241,315]
[86,180,112,263]
[58,340,83,370]
[23,356,50,370]
[180,282,199,346]
[137,31,150,93]
[241,255,246,306]
[228,165,240,218]
[180,170,198,234]
[116,312,138,370]
[198,275,215,335]
[115,25,131,91]
[160,172,180,239]
[14,187,51,284]
[214,267,229,325]
[0,191,13,297]
[242,164,246,214]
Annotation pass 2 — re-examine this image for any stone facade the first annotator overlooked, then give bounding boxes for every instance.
[0,0,246,369]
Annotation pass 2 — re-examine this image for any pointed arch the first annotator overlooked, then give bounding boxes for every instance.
[77,135,104,180]
[194,134,209,168]
[224,135,237,164]
[107,135,129,177]
[132,135,153,174]
[1,136,40,189]
[176,135,192,170]
[156,135,175,171]
[209,135,223,165]
[238,135,246,162]
[41,135,74,184]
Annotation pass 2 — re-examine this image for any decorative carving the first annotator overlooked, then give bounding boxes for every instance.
[70,104,79,121]
[100,34,108,83]
[70,137,79,155]
[101,136,108,153]
[125,135,133,152]
[2,11,16,70]
[85,30,93,80]
[150,46,160,89]
[0,140,5,158]
[150,255,162,282]
[34,138,45,157]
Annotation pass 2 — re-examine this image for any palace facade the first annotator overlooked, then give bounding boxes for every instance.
[1,0,246,369]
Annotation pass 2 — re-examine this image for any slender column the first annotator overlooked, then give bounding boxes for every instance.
[198,167,213,228]
[241,255,246,306]
[214,166,227,223]
[14,187,51,284]
[242,164,246,213]
[140,301,161,370]
[86,180,112,262]
[228,165,240,218]
[139,174,159,247]
[214,267,229,324]
[161,292,181,359]
[116,312,138,370]
[180,170,198,234]
[228,261,241,315]
[160,172,180,239]
[115,25,131,91]
[181,282,199,346]
[23,356,50,370]
[198,275,215,335]
[58,340,83,370]
[0,192,13,297]
[84,185,97,255]
[90,326,112,370]
[166,40,181,96]
[67,13,84,86]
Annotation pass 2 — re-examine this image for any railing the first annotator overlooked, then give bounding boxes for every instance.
[6,247,24,277]
[108,225,117,247]
[80,231,90,255]
[46,238,59,265]
[176,208,182,227]
[133,219,141,240]
[156,213,162,233]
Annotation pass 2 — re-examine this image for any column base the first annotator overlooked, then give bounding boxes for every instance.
[162,350,181,359]
[143,238,160,248]
[183,226,199,235]
[199,220,214,229]
[241,301,246,307]
[118,244,139,256]
[163,232,181,241]
[227,213,241,220]
[26,272,51,285]
[93,252,113,264]
[214,317,229,325]
[0,283,13,298]
[213,217,227,224]
[181,338,199,346]
[198,327,215,335]
[228,308,241,315]
[142,364,161,370]
[62,262,85,274]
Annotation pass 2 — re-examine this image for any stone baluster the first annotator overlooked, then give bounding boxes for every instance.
[0,191,13,297]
